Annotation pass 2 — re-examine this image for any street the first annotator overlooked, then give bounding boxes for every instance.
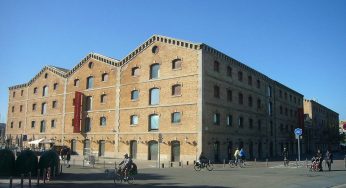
[2,158,346,188]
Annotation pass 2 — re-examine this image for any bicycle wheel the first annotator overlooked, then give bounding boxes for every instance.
[114,174,123,184]
[194,164,201,171]
[229,161,236,168]
[127,176,134,184]
[206,163,214,171]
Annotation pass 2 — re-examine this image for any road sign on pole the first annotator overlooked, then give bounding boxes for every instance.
[294,128,303,162]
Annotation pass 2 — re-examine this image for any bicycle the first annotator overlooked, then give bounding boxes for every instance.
[113,164,136,184]
[229,159,244,168]
[194,161,214,171]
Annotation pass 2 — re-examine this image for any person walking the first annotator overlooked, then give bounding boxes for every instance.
[282,148,289,166]
[325,149,333,171]
[316,149,323,171]
[66,148,71,168]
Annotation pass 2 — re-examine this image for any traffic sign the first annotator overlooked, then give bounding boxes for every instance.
[294,128,302,136]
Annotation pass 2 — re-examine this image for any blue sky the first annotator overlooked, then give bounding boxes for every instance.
[0,0,345,123]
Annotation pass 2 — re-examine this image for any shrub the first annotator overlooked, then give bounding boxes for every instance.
[15,149,38,176]
[38,150,60,175]
[0,149,15,176]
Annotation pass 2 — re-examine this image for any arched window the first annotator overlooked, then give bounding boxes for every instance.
[42,85,48,96]
[85,117,91,132]
[100,117,106,126]
[101,73,108,82]
[172,59,182,69]
[100,94,106,103]
[172,84,181,96]
[149,114,159,131]
[131,90,139,100]
[88,62,94,69]
[132,67,140,76]
[40,120,46,133]
[152,46,159,54]
[86,76,94,89]
[150,64,160,79]
[171,112,181,124]
[149,88,160,105]
[86,96,92,111]
[74,79,80,87]
[130,115,138,125]
[41,103,47,114]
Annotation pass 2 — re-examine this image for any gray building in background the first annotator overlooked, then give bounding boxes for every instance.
[0,123,6,146]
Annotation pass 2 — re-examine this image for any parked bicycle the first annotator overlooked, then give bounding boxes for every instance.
[194,161,214,171]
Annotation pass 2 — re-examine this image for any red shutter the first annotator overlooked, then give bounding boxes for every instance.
[73,91,82,133]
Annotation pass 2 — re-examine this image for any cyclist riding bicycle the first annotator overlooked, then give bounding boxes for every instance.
[234,148,240,164]
[239,148,246,165]
[119,153,133,179]
[198,152,208,167]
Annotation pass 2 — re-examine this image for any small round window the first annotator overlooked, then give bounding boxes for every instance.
[152,46,159,54]
[88,62,94,69]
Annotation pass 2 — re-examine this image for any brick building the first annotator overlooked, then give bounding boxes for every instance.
[303,99,339,153]
[7,35,304,162]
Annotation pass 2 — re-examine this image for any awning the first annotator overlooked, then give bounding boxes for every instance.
[28,138,44,145]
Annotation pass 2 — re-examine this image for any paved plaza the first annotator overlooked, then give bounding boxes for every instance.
[2,157,346,188]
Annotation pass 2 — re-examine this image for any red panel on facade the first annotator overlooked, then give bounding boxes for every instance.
[343,124,346,130]
[73,91,82,133]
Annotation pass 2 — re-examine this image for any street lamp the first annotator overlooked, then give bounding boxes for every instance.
[158,133,163,168]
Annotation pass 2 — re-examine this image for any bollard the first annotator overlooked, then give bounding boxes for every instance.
[223,159,226,168]
[170,162,173,168]
[29,172,32,188]
[344,155,346,168]
[83,159,85,167]
[179,161,182,166]
[296,158,298,168]
[254,158,257,166]
[9,176,13,188]
[73,159,75,165]
[162,163,164,168]
[186,161,189,166]
[20,175,24,188]
[104,160,106,169]
[266,158,268,167]
[37,169,40,186]
[60,164,63,174]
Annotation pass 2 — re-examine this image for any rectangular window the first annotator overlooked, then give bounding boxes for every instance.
[248,76,252,86]
[171,112,181,124]
[20,105,23,112]
[249,118,253,129]
[172,85,181,96]
[213,113,220,125]
[238,93,243,105]
[149,88,160,105]
[256,79,260,88]
[51,120,56,128]
[227,115,232,126]
[214,85,220,98]
[214,61,219,72]
[86,96,92,111]
[86,76,94,89]
[85,118,91,132]
[257,99,261,109]
[238,71,243,81]
[238,117,244,128]
[227,89,232,102]
[53,83,58,90]
[32,103,36,111]
[248,96,253,107]
[10,122,13,128]
[227,66,232,77]
[21,90,24,96]
[267,86,272,97]
[40,121,46,133]
[19,121,22,128]
[257,119,261,130]
[31,121,35,128]
[52,101,57,108]
[268,102,273,116]
[101,94,106,103]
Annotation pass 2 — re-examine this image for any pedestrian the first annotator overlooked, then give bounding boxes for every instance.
[66,148,71,168]
[325,149,333,171]
[239,148,246,165]
[234,148,240,164]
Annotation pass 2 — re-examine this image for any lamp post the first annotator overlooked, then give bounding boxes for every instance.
[158,133,163,168]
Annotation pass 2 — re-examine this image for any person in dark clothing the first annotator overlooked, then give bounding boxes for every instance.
[282,148,289,166]
[199,152,208,166]
[325,149,333,171]
[66,148,71,168]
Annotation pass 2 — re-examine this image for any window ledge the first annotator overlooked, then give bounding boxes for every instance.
[171,95,182,98]
[172,122,182,125]
[130,124,138,127]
